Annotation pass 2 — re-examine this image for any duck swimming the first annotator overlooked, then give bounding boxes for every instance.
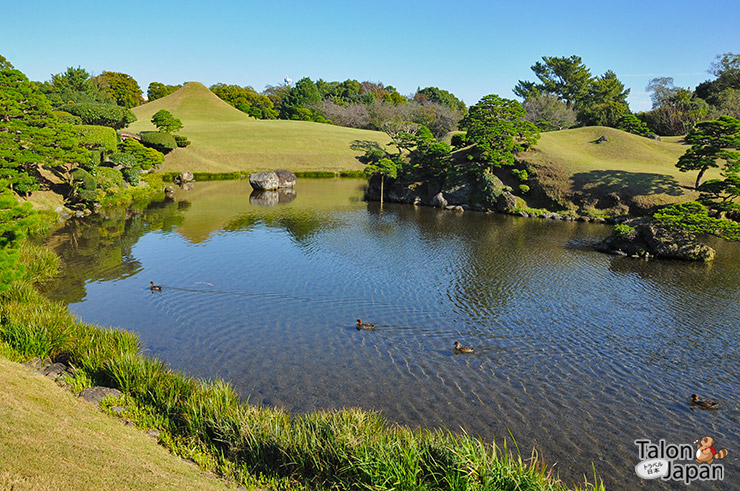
[691,394,719,408]
[149,281,162,291]
[356,318,375,330]
[454,341,474,354]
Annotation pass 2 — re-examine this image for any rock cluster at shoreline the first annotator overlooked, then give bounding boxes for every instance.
[595,218,716,261]
[364,173,619,223]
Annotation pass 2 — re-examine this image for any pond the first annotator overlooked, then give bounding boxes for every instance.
[43,179,740,489]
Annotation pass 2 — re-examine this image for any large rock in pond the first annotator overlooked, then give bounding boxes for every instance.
[596,219,715,261]
[274,169,297,188]
[174,171,194,184]
[249,171,280,190]
[430,192,448,208]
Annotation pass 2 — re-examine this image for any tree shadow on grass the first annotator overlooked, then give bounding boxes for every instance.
[571,170,685,201]
[350,140,383,153]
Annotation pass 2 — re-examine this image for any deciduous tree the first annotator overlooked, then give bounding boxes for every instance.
[147,82,182,101]
[522,93,576,131]
[95,71,143,108]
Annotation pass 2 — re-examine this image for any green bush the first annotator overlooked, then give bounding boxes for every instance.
[618,113,652,137]
[653,201,740,241]
[94,167,124,192]
[53,110,82,125]
[119,138,165,170]
[518,184,530,194]
[140,131,177,154]
[121,168,139,186]
[613,223,635,238]
[59,103,136,129]
[75,125,118,153]
[173,135,191,148]
[511,168,528,181]
[108,152,137,168]
[70,168,97,202]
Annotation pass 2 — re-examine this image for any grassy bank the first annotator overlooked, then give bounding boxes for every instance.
[0,355,236,491]
[126,83,390,174]
[0,243,603,490]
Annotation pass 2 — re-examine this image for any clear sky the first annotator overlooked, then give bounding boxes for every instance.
[3,0,738,112]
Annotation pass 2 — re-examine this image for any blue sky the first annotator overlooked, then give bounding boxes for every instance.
[3,0,738,112]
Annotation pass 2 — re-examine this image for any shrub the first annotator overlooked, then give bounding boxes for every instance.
[511,168,528,181]
[121,167,139,186]
[518,184,530,194]
[613,223,635,238]
[70,168,97,202]
[108,152,137,168]
[53,110,82,125]
[653,201,740,241]
[618,113,652,137]
[59,103,136,129]
[119,138,165,170]
[173,135,191,148]
[140,131,177,154]
[75,125,118,153]
[94,167,124,192]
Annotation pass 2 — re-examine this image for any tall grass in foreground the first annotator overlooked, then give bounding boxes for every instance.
[0,242,604,491]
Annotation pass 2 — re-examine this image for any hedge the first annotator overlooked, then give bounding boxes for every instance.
[140,131,177,154]
[75,125,118,153]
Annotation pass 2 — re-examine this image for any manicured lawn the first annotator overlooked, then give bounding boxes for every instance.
[126,82,390,173]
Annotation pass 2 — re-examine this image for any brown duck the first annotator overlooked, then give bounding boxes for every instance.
[691,394,719,408]
[149,281,162,291]
[356,318,375,330]
[454,341,474,354]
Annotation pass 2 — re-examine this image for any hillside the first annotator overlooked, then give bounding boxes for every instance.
[521,126,717,213]
[126,82,390,173]
[0,356,235,491]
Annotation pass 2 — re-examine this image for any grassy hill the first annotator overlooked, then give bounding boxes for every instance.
[0,355,236,491]
[127,82,390,173]
[521,126,717,213]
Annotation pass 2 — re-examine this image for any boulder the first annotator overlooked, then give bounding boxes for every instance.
[249,171,280,191]
[640,222,715,261]
[444,183,470,205]
[174,171,194,184]
[274,169,297,188]
[79,387,123,406]
[430,192,447,208]
[594,135,608,144]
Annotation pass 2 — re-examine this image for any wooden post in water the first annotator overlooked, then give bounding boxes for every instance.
[380,174,384,208]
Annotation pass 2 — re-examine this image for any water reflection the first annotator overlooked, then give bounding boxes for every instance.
[42,179,740,489]
[249,188,297,206]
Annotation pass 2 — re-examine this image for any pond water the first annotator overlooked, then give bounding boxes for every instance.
[43,179,740,489]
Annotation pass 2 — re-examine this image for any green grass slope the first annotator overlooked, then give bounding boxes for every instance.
[127,82,389,173]
[0,356,235,491]
[522,126,718,212]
